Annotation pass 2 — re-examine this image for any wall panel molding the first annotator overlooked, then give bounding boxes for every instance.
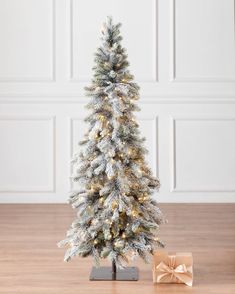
[170,0,235,82]
[0,115,56,193]
[1,94,235,104]
[171,116,235,192]
[0,0,56,83]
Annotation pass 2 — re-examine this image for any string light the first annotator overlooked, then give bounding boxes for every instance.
[128,148,132,155]
[112,201,118,210]
[106,234,112,240]
[101,25,105,33]
[93,239,98,245]
[101,129,111,138]
[131,209,138,217]
[137,168,142,175]
[105,219,112,225]
[92,219,99,225]
[92,132,100,140]
[122,232,126,239]
[138,197,144,203]
[98,114,105,121]
[69,241,74,247]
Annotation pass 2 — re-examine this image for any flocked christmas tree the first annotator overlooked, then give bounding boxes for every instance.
[58,17,165,279]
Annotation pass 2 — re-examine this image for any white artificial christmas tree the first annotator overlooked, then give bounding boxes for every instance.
[58,17,165,281]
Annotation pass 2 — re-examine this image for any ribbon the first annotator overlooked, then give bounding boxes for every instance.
[155,256,193,286]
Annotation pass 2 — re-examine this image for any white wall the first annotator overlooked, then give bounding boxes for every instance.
[0,0,235,203]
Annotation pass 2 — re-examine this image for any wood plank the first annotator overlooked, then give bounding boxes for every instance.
[0,204,235,294]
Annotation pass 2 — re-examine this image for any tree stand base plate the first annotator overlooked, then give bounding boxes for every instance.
[89,266,139,281]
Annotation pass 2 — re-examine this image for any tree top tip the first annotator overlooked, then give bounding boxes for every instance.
[101,16,122,33]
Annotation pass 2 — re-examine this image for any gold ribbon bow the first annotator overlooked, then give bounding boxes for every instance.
[155,256,193,286]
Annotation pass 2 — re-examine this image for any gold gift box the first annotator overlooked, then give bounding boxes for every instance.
[153,250,193,286]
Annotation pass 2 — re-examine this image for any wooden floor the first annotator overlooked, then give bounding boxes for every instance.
[0,204,235,294]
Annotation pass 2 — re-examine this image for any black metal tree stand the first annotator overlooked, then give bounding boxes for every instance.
[90,260,138,281]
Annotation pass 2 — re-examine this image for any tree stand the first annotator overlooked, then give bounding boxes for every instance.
[89,260,138,281]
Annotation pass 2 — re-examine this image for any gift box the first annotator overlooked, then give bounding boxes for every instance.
[153,250,193,286]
